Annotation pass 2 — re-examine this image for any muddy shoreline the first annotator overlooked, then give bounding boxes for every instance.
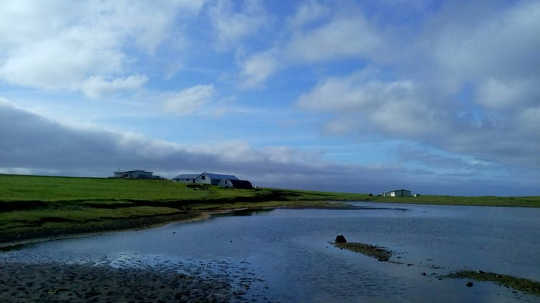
[0,206,276,302]
[0,202,358,250]
[0,262,233,303]
[0,212,200,250]
[443,270,540,296]
[0,204,353,302]
[0,209,239,250]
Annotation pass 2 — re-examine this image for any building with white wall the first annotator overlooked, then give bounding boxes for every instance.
[383,189,412,197]
[195,172,239,185]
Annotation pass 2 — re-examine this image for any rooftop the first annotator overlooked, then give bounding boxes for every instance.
[201,172,239,180]
[173,174,200,179]
[115,170,153,173]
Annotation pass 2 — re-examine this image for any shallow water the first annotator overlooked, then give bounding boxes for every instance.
[2,202,540,302]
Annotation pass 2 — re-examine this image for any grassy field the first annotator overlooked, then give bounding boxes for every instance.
[444,271,540,296]
[0,174,366,243]
[366,194,540,207]
[0,174,371,203]
[1,174,539,244]
[0,174,265,201]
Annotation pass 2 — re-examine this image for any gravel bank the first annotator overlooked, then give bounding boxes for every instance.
[0,262,232,302]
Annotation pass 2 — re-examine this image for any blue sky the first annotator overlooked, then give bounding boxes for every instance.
[1,0,539,195]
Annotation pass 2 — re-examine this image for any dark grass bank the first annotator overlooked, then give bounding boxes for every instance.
[334,242,392,262]
[444,270,540,296]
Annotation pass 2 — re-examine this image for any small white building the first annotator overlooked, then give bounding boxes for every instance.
[113,170,154,179]
[195,172,239,185]
[172,174,200,183]
[384,189,412,197]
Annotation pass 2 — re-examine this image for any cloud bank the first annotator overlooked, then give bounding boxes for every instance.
[0,0,205,97]
[1,100,538,195]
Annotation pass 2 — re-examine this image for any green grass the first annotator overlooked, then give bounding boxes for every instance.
[0,174,367,243]
[1,173,539,244]
[365,194,540,207]
[268,188,540,207]
[0,206,180,225]
[444,270,540,296]
[190,200,352,211]
[0,174,263,202]
[268,188,370,201]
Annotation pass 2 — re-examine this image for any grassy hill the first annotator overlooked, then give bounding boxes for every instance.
[0,174,371,202]
[0,174,264,202]
[0,174,366,243]
[368,194,540,207]
[1,174,539,245]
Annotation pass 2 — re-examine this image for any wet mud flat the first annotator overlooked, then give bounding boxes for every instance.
[0,262,232,303]
[331,236,540,298]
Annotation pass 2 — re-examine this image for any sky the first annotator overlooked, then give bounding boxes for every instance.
[1,0,539,195]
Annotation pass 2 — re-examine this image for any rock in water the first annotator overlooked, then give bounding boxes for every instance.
[466,282,474,287]
[335,234,347,243]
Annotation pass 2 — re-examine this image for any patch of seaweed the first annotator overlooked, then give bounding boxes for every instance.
[444,270,540,296]
[334,242,392,262]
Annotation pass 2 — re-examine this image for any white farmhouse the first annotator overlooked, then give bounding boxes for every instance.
[194,172,239,186]
[384,189,412,197]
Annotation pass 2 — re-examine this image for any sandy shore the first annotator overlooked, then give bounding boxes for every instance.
[0,205,339,250]
[0,262,232,302]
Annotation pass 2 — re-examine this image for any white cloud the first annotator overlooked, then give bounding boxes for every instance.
[81,75,148,99]
[6,99,532,195]
[0,0,206,96]
[209,0,268,48]
[287,0,330,28]
[430,1,540,86]
[299,66,540,169]
[2,94,539,194]
[291,0,540,171]
[286,14,382,62]
[239,50,279,88]
[298,70,444,136]
[0,101,402,192]
[476,77,540,109]
[164,84,216,115]
[237,4,384,88]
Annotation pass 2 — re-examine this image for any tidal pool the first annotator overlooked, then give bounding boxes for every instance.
[2,202,540,302]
